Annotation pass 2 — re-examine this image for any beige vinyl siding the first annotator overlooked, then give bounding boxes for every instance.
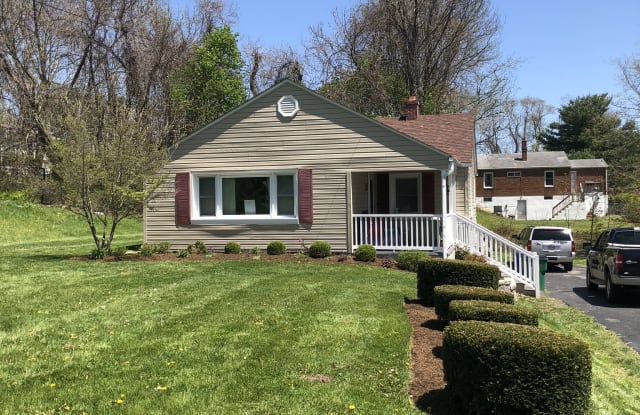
[145,82,455,252]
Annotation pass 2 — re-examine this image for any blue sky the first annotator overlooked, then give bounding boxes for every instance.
[171,0,640,111]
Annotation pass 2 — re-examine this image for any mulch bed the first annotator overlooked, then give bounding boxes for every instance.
[405,301,449,414]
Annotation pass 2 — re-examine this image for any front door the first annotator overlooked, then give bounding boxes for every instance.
[390,173,420,213]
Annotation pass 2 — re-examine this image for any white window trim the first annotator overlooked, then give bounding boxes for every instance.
[544,170,555,187]
[190,170,299,224]
[483,172,494,189]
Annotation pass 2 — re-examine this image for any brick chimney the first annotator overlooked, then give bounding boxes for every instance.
[405,96,419,121]
[521,138,527,161]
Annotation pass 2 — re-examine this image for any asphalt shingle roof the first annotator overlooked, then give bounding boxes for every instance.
[377,113,475,164]
[477,151,607,170]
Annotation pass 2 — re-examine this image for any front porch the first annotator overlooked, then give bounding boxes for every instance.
[347,169,455,254]
[352,214,442,251]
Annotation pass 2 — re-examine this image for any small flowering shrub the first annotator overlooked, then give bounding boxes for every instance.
[354,244,376,262]
[110,245,127,257]
[177,249,189,258]
[191,240,208,255]
[155,241,171,254]
[140,244,154,257]
[224,242,241,254]
[308,241,332,258]
[90,247,107,259]
[267,241,286,255]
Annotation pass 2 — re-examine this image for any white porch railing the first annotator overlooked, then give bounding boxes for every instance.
[454,214,540,297]
[352,214,442,252]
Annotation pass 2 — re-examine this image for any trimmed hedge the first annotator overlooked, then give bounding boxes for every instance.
[224,242,241,254]
[308,241,332,258]
[266,241,286,255]
[434,285,514,320]
[354,244,376,262]
[443,321,591,415]
[396,250,430,272]
[448,299,539,326]
[417,258,500,305]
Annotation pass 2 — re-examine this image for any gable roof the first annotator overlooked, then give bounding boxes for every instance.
[377,113,475,164]
[173,80,474,165]
[477,151,608,170]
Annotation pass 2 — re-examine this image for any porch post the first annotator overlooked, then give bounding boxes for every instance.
[441,158,455,258]
[346,172,353,253]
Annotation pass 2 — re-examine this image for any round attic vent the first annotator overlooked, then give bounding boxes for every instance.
[277,95,299,118]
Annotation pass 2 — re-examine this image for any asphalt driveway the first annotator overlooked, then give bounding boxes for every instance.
[543,264,640,353]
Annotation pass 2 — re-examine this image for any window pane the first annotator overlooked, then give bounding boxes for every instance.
[277,175,295,215]
[484,173,493,187]
[199,177,215,215]
[222,177,269,215]
[545,171,554,186]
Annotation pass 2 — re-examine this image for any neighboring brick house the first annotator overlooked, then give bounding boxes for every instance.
[476,145,608,220]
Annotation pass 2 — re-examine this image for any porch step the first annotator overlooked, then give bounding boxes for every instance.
[500,275,536,298]
[515,282,536,298]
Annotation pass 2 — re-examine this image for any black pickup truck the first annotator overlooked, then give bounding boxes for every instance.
[586,228,640,302]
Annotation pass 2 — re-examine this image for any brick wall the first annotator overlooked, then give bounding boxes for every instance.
[476,167,606,198]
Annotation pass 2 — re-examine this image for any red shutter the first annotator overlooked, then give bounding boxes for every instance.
[422,172,436,214]
[298,169,313,224]
[175,172,191,225]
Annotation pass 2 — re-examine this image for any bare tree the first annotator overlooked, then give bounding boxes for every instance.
[307,0,507,116]
[618,54,640,121]
[245,44,304,96]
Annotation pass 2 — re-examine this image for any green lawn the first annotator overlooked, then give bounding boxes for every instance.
[2,199,640,414]
[0,200,420,414]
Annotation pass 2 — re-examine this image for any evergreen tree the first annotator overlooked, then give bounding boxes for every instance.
[539,93,611,155]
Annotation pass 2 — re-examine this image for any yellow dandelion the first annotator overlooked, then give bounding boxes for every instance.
[49,383,56,388]
[155,385,168,391]
[120,393,126,399]
[165,360,176,366]
[115,399,124,405]
[69,333,77,339]
[63,404,71,411]
[254,320,264,327]
[348,404,356,411]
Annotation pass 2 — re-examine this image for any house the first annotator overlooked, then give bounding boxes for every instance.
[476,143,608,220]
[144,80,476,256]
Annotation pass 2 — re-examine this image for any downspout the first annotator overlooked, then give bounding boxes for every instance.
[441,157,455,257]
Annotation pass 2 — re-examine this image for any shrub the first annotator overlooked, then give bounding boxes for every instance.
[354,244,376,262]
[177,249,189,258]
[224,242,241,254]
[140,244,154,257]
[308,241,332,258]
[434,285,513,320]
[448,299,539,326]
[90,247,107,259]
[154,241,171,254]
[417,258,500,305]
[266,241,286,255]
[251,246,261,255]
[192,240,208,255]
[454,245,486,262]
[397,250,430,272]
[110,245,127,257]
[381,257,396,268]
[443,321,591,414]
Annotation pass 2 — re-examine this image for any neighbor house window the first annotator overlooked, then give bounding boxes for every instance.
[507,171,521,177]
[544,170,555,187]
[191,171,297,223]
[483,172,494,189]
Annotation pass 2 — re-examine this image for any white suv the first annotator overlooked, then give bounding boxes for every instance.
[515,226,575,271]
